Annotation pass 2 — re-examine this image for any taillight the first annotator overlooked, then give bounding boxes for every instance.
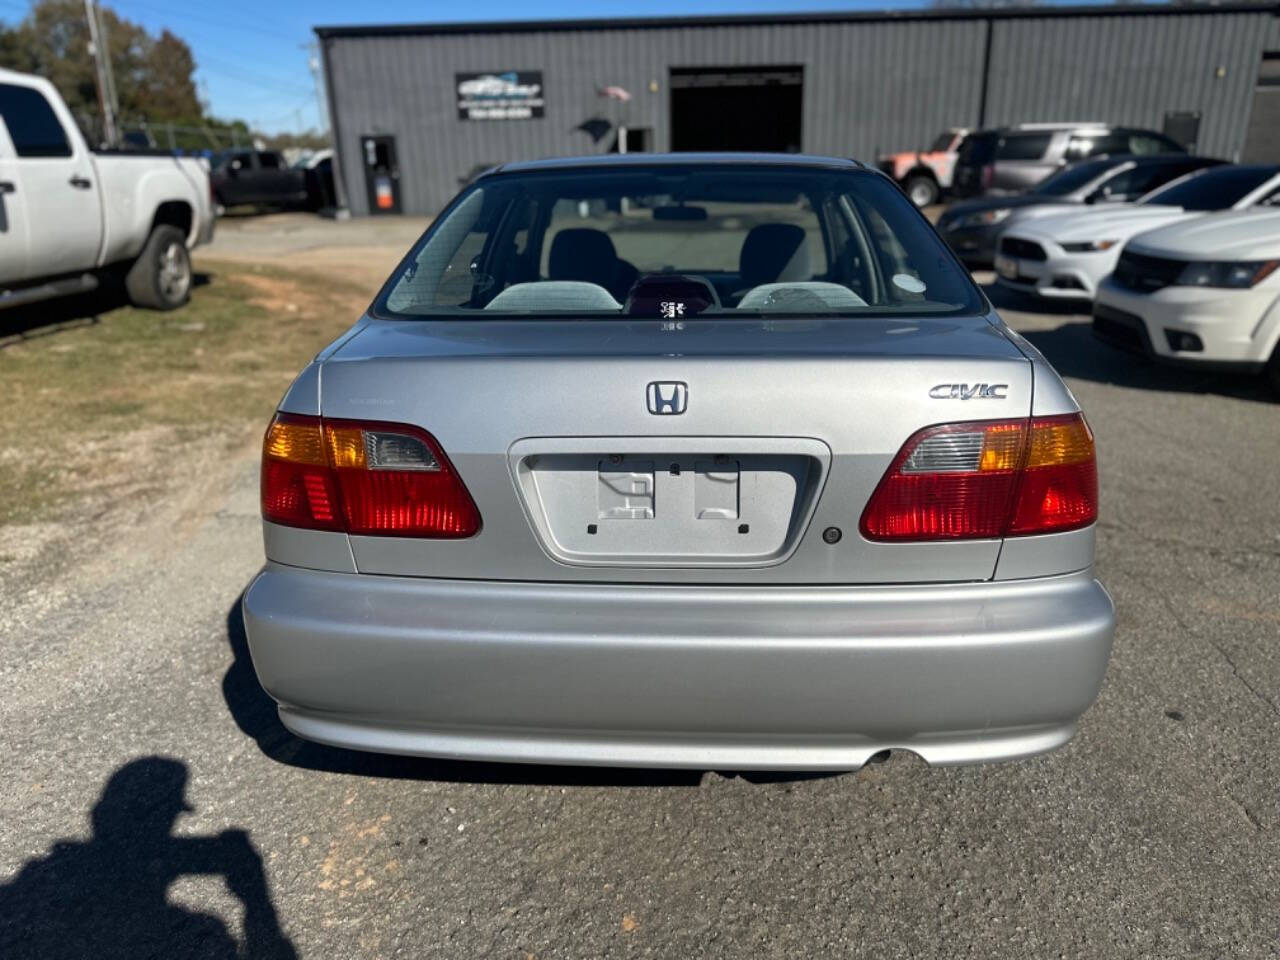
[261,413,481,537]
[860,413,1097,542]
[262,414,341,531]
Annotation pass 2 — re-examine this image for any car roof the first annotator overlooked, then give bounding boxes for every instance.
[488,153,865,176]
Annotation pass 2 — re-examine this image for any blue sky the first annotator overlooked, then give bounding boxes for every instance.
[1,0,1112,133]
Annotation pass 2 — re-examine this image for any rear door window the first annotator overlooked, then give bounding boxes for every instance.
[995,134,1052,161]
[1127,132,1183,154]
[0,83,72,158]
[1091,164,1176,200]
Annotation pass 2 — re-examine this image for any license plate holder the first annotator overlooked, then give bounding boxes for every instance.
[509,437,830,568]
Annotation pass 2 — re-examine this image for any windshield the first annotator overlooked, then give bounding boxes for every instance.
[1140,166,1277,211]
[377,166,982,320]
[928,131,956,152]
[1032,158,1120,196]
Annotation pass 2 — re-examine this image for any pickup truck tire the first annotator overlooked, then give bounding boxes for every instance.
[904,174,939,208]
[125,225,192,310]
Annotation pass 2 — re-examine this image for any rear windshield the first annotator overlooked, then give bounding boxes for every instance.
[995,133,1052,161]
[1032,158,1121,196]
[377,166,981,320]
[1140,166,1277,211]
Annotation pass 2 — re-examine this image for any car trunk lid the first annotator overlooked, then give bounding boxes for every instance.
[316,314,1033,585]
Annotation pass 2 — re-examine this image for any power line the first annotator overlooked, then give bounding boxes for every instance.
[118,0,300,43]
[194,52,315,98]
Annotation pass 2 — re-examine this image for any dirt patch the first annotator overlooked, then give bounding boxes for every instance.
[0,264,369,597]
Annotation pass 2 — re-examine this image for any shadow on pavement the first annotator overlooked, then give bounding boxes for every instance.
[223,597,838,788]
[981,280,1093,317]
[0,273,212,344]
[1016,318,1278,404]
[0,757,295,960]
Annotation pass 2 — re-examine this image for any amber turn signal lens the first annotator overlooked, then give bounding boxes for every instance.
[263,416,326,465]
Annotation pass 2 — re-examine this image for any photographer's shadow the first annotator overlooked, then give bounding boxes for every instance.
[0,757,295,960]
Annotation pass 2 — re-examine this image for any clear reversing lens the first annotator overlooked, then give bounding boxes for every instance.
[901,431,984,473]
[364,431,440,471]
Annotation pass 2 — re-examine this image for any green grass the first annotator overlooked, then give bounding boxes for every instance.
[0,264,368,526]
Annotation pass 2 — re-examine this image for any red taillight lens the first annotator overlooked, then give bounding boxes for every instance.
[859,413,1097,542]
[261,414,342,531]
[260,414,481,537]
[1007,415,1097,535]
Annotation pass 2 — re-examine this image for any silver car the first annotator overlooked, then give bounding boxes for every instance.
[243,154,1114,770]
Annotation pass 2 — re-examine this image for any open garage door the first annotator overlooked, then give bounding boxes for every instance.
[670,66,803,153]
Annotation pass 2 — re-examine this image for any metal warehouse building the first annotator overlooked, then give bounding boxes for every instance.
[316,3,1280,216]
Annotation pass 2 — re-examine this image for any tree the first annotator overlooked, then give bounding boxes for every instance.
[0,0,202,129]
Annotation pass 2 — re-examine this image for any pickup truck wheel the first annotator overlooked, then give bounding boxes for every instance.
[125,225,191,310]
[904,174,939,208]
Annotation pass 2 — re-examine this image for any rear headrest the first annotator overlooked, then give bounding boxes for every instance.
[548,228,620,287]
[739,224,812,289]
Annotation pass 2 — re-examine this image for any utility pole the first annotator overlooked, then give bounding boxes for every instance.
[97,3,121,141]
[305,42,328,135]
[83,0,117,146]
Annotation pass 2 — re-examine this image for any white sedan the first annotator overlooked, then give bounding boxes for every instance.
[1093,209,1280,392]
[993,165,1280,301]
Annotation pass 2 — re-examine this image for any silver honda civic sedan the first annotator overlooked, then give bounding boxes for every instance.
[242,153,1114,770]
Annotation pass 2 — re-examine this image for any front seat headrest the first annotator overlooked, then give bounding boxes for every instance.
[548,228,620,289]
[739,223,812,290]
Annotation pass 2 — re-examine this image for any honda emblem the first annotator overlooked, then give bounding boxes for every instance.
[646,381,687,415]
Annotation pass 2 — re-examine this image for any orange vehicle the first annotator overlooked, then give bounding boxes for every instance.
[877,128,968,207]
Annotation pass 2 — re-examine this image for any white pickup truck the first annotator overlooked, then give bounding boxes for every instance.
[0,68,215,312]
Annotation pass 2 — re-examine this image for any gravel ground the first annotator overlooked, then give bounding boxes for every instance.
[1,219,1278,959]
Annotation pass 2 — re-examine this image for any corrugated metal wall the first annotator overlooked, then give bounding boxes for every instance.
[985,12,1275,160]
[1265,13,1280,47]
[323,10,1279,216]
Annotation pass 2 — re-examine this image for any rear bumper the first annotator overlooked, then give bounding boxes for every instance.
[242,563,1115,769]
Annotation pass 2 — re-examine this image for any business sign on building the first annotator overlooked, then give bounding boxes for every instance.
[456,71,545,120]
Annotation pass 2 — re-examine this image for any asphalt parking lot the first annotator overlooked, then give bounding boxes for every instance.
[2,215,1278,959]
